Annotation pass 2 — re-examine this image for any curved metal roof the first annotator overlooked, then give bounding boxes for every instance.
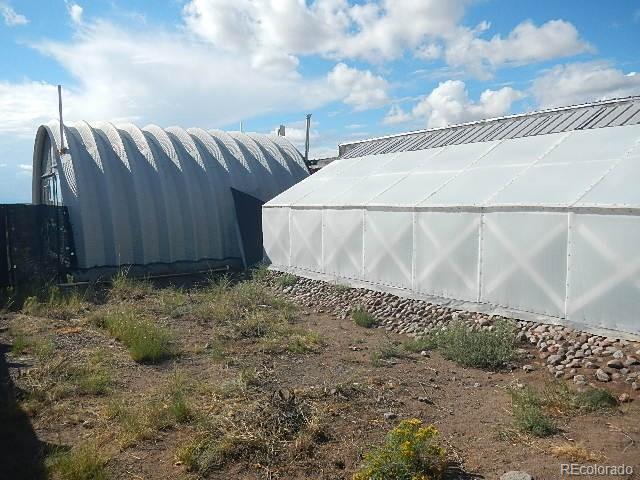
[32,121,307,270]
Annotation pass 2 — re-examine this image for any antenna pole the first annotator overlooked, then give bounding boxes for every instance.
[304,113,311,164]
[57,85,68,155]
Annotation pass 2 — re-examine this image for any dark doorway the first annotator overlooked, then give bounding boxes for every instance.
[230,189,265,267]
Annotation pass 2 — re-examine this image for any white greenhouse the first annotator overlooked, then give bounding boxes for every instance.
[32,121,308,277]
[263,97,640,338]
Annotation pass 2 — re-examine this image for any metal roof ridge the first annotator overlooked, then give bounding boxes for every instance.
[338,95,640,148]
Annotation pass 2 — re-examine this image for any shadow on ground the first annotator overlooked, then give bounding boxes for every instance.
[0,341,47,479]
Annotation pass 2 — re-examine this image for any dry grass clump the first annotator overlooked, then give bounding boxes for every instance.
[109,269,153,301]
[177,388,327,475]
[91,309,172,363]
[353,418,447,480]
[107,371,191,446]
[17,348,113,413]
[46,442,109,480]
[549,443,604,462]
[22,285,89,320]
[194,277,321,355]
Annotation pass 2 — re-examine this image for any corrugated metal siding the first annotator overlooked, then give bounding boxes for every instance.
[340,96,640,158]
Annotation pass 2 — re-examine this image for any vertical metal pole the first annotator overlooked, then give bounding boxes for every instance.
[304,114,312,163]
[57,85,66,154]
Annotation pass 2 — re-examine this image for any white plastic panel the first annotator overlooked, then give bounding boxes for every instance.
[322,209,363,279]
[262,207,290,267]
[267,175,326,206]
[489,160,615,206]
[575,154,640,208]
[421,165,525,206]
[481,212,568,317]
[369,171,454,206]
[567,214,640,335]
[364,210,413,289]
[538,125,640,164]
[474,133,563,167]
[415,212,480,301]
[290,209,323,271]
[381,148,444,173]
[412,141,499,173]
[329,173,406,206]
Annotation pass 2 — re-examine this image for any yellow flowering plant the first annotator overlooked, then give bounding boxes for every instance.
[353,418,447,480]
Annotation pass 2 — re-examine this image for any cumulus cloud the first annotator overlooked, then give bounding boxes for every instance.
[0,20,345,136]
[327,63,389,110]
[531,62,640,108]
[183,0,464,65]
[1,2,28,26]
[68,3,83,24]
[182,1,589,78]
[384,80,524,128]
[445,19,592,78]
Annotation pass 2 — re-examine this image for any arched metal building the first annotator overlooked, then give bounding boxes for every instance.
[32,121,308,277]
[264,96,640,338]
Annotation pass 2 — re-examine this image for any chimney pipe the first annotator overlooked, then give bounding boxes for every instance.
[57,85,68,155]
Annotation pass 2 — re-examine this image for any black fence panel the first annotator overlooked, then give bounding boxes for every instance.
[0,204,75,288]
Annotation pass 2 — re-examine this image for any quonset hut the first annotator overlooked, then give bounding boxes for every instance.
[263,97,640,338]
[32,121,308,278]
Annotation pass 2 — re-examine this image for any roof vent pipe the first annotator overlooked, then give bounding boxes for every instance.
[277,125,286,136]
[304,113,311,164]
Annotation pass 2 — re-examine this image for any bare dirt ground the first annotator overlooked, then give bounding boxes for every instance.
[0,272,638,480]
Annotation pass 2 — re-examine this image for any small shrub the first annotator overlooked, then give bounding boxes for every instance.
[371,338,408,366]
[428,320,517,369]
[333,282,350,293]
[543,382,617,413]
[509,386,557,437]
[353,418,447,480]
[46,442,108,480]
[352,307,376,328]
[250,263,269,282]
[96,310,172,363]
[276,273,297,288]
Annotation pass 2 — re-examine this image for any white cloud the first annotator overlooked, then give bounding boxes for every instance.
[18,164,32,171]
[383,104,412,125]
[531,62,640,108]
[182,0,465,65]
[0,81,62,135]
[68,3,83,24]
[0,163,7,168]
[1,2,28,26]
[0,21,343,137]
[445,19,592,78]
[182,1,589,78]
[385,80,524,128]
[327,63,389,110]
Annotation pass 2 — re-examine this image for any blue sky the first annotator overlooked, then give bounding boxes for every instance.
[1,0,639,202]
